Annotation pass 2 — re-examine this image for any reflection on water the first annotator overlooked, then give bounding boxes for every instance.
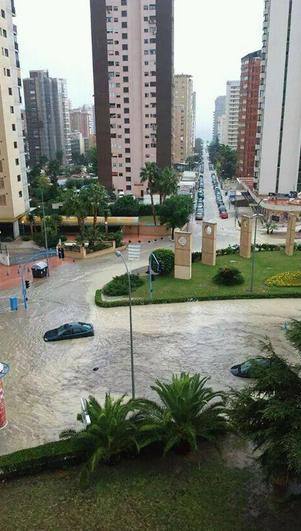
[0,258,299,455]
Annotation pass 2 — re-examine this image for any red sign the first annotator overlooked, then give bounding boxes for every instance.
[0,380,7,428]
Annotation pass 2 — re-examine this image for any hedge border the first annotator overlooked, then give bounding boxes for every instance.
[0,438,88,480]
[95,289,301,308]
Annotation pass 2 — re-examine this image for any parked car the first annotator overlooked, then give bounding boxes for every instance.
[44,322,94,342]
[230,357,273,378]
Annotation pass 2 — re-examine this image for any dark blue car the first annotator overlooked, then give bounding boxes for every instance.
[44,322,94,342]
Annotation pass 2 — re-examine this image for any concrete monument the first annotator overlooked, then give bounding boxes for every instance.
[202,222,217,266]
[174,231,192,280]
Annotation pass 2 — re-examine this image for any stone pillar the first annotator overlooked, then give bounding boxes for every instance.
[240,216,253,259]
[202,222,217,266]
[174,231,192,280]
[285,214,297,256]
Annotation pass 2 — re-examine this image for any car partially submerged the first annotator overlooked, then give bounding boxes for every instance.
[230,357,273,378]
[44,322,94,342]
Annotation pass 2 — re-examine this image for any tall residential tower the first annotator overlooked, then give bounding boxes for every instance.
[254,0,301,194]
[173,74,195,164]
[237,50,261,189]
[0,0,29,238]
[224,80,240,150]
[90,0,174,197]
[212,95,225,142]
[23,70,72,167]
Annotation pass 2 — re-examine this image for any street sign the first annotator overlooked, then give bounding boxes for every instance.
[127,244,141,262]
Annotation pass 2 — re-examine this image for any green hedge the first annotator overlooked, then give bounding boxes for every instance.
[0,438,88,480]
[95,289,301,308]
[102,274,144,297]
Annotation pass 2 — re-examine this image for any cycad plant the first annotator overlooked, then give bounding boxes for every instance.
[285,319,301,352]
[227,341,301,492]
[135,373,226,455]
[61,394,138,482]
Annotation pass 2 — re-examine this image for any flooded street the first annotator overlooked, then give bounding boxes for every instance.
[0,251,300,455]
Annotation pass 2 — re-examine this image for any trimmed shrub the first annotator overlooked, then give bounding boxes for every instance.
[106,231,124,248]
[265,271,301,287]
[102,273,144,297]
[21,235,32,242]
[0,438,88,480]
[213,267,244,286]
[111,195,140,217]
[151,248,175,276]
[192,252,202,262]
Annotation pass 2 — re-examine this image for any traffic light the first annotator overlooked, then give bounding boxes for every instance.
[25,280,30,289]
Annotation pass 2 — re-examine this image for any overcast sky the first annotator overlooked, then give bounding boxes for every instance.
[16,0,263,140]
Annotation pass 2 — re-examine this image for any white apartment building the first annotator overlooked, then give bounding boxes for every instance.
[90,0,173,196]
[254,0,301,195]
[0,0,29,238]
[224,80,240,150]
[173,74,195,163]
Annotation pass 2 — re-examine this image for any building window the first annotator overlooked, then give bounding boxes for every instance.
[0,177,4,189]
[126,177,131,182]
[122,55,128,61]
[19,190,22,198]
[15,158,19,165]
[8,87,12,95]
[124,97,129,103]
[10,106,14,113]
[124,118,130,124]
[121,10,127,16]
[1,9,5,18]
[17,175,21,182]
[122,44,128,50]
[13,141,17,148]
[125,138,130,144]
[122,33,127,39]
[124,128,130,134]
[123,66,128,72]
[123,87,129,93]
[124,108,129,114]
[121,0,127,4]
[126,185,131,190]
[12,123,15,131]
[125,148,130,153]
[121,22,127,28]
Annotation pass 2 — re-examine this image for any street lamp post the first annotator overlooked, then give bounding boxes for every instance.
[115,250,135,399]
[250,198,265,293]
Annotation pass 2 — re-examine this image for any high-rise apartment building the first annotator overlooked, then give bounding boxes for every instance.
[70,107,91,139]
[212,96,226,141]
[254,0,301,194]
[237,50,261,188]
[90,0,174,197]
[173,74,195,164]
[224,81,240,150]
[23,70,72,167]
[191,91,196,152]
[0,0,29,238]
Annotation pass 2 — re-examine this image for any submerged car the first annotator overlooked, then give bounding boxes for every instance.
[44,322,94,342]
[230,357,273,378]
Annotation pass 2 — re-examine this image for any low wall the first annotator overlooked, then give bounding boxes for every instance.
[63,241,116,260]
[0,253,9,266]
[123,224,170,237]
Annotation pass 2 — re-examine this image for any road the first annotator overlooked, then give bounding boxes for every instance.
[0,149,295,455]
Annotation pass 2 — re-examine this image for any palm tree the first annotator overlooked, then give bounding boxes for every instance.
[61,394,139,482]
[81,183,109,238]
[157,167,179,204]
[135,373,226,455]
[140,162,160,225]
[62,188,90,235]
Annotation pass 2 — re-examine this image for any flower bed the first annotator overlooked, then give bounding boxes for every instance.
[265,271,301,287]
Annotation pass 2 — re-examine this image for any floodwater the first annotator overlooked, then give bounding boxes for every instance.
[0,254,300,455]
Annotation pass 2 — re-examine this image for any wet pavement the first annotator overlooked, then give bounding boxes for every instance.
[0,150,297,455]
[0,254,300,455]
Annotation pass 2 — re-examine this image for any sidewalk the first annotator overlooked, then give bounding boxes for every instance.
[0,256,72,290]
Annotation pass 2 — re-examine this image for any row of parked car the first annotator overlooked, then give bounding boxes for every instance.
[211,174,228,219]
[195,175,204,220]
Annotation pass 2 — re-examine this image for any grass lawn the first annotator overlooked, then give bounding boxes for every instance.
[0,449,258,531]
[134,251,301,302]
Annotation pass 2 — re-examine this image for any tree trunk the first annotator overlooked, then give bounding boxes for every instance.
[150,193,157,226]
